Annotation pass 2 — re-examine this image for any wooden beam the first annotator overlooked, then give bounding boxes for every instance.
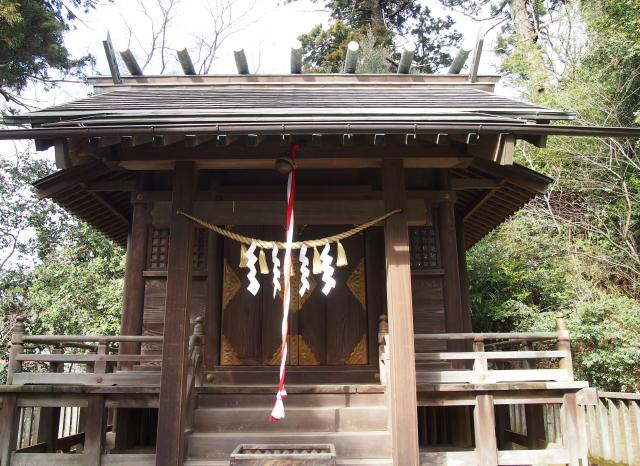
[177,48,196,75]
[89,136,120,149]
[153,135,184,147]
[119,49,143,76]
[448,48,471,74]
[216,134,238,147]
[291,41,303,74]
[83,395,105,466]
[151,199,427,226]
[497,134,515,165]
[424,133,449,145]
[397,43,415,74]
[343,41,359,73]
[121,135,153,147]
[381,159,419,466]
[102,32,122,85]
[451,178,500,190]
[156,162,196,466]
[234,49,249,74]
[120,156,473,171]
[184,135,214,148]
[54,139,70,170]
[246,134,263,147]
[119,192,148,370]
[311,134,323,146]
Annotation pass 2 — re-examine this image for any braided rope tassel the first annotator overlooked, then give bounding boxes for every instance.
[270,144,298,421]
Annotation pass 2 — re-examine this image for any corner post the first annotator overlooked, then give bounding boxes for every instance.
[7,316,25,385]
[436,171,465,349]
[120,191,148,370]
[156,162,197,466]
[381,159,419,466]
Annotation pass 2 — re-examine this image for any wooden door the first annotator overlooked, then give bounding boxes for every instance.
[220,226,369,366]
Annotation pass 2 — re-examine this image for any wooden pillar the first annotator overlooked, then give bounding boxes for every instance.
[455,215,473,333]
[381,159,419,466]
[156,162,197,466]
[436,172,465,339]
[0,394,18,466]
[474,394,498,466]
[120,193,148,367]
[83,394,106,466]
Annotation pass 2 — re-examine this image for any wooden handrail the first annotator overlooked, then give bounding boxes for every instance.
[414,332,559,341]
[23,335,163,343]
[414,313,574,385]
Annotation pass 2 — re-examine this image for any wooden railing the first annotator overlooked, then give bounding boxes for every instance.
[414,312,574,385]
[6,316,163,386]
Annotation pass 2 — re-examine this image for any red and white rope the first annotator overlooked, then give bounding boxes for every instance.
[270,145,299,421]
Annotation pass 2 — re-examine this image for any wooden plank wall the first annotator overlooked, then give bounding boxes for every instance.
[141,228,208,361]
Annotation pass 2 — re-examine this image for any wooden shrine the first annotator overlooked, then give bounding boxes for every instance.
[2,42,637,466]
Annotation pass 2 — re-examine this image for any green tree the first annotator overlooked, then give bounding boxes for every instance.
[465,1,640,391]
[290,0,461,72]
[0,0,100,107]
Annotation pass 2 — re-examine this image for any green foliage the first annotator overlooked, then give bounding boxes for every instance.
[468,209,640,392]
[0,0,99,102]
[291,0,461,72]
[569,295,640,392]
[0,154,124,384]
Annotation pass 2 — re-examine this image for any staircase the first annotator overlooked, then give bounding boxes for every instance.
[184,385,392,465]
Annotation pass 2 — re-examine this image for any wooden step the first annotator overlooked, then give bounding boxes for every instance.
[197,392,386,409]
[206,370,378,384]
[187,431,392,460]
[193,406,387,432]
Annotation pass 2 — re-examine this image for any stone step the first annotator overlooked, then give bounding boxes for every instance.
[193,406,387,433]
[197,392,386,409]
[187,431,392,460]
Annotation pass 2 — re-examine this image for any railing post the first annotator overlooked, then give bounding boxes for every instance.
[377,314,389,387]
[0,393,19,466]
[193,317,204,387]
[94,342,108,375]
[7,316,26,385]
[472,336,487,373]
[555,312,574,380]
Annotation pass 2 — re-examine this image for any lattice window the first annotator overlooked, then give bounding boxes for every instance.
[149,228,170,270]
[148,227,208,271]
[409,226,439,270]
[192,228,207,270]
